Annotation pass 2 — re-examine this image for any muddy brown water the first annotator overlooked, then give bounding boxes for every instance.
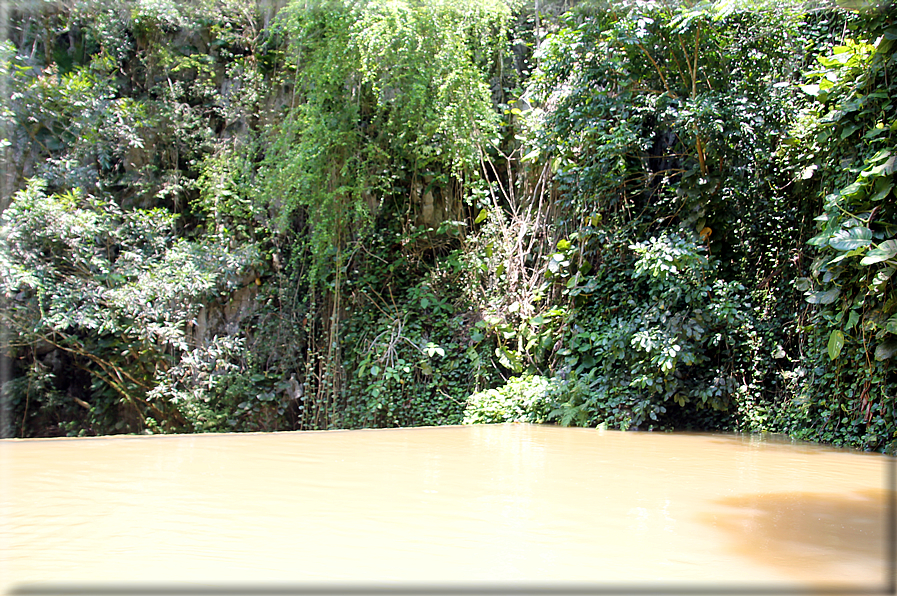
[0,423,892,594]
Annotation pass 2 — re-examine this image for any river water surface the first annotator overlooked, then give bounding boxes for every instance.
[0,424,892,594]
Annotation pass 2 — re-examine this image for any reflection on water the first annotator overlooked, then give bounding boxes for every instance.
[0,424,891,595]
[706,489,889,581]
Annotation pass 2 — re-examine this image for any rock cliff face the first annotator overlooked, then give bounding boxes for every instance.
[411,177,462,229]
[190,277,260,348]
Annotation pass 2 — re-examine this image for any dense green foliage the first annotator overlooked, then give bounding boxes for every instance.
[0,0,894,452]
[782,9,897,447]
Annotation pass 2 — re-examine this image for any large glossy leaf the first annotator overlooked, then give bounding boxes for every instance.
[869,180,894,202]
[860,240,897,265]
[807,232,830,246]
[794,277,812,291]
[806,288,840,304]
[829,247,866,264]
[827,330,844,360]
[861,155,895,177]
[886,155,897,175]
[874,338,897,361]
[829,227,872,251]
[866,148,891,164]
[838,182,865,197]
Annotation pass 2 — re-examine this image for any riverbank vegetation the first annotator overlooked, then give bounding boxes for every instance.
[0,0,894,452]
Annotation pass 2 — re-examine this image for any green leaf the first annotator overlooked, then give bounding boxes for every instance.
[869,180,894,202]
[806,288,840,304]
[807,232,830,246]
[425,342,445,358]
[870,266,896,293]
[495,346,522,372]
[846,310,860,331]
[838,182,864,197]
[521,149,541,162]
[865,126,888,140]
[860,240,897,265]
[827,330,844,360]
[868,149,892,163]
[829,227,872,251]
[874,338,897,361]
[861,154,895,177]
[885,156,897,175]
[839,124,860,139]
[829,247,866,264]
[885,314,897,335]
[474,208,488,224]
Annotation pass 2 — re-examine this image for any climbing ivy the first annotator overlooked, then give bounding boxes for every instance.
[780,7,897,452]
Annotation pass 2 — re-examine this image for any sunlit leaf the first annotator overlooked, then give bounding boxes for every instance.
[885,155,897,175]
[861,154,894,177]
[838,182,864,197]
[806,288,840,304]
[521,149,541,162]
[829,227,872,251]
[829,247,866,264]
[827,330,844,360]
[860,240,897,265]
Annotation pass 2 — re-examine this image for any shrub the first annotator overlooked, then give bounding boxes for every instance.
[463,374,552,424]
